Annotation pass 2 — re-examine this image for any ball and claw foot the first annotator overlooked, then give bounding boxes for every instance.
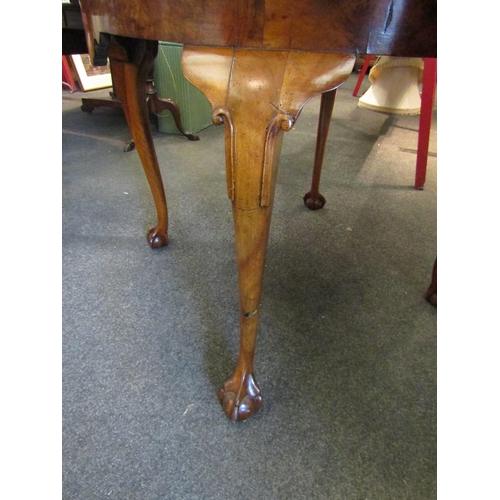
[147,227,169,248]
[303,191,326,210]
[218,373,263,422]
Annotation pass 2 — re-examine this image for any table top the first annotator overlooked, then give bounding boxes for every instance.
[79,0,436,58]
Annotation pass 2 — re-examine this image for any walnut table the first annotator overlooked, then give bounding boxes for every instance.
[78,0,437,421]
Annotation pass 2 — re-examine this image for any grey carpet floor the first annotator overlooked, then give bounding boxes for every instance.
[62,72,437,500]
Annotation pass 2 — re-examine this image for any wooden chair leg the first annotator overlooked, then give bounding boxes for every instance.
[108,37,169,248]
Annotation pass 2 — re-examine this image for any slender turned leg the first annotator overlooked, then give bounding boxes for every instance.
[183,47,355,421]
[303,89,337,210]
[108,37,169,248]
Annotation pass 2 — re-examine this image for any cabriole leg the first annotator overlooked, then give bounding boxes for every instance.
[182,47,355,421]
[109,36,169,248]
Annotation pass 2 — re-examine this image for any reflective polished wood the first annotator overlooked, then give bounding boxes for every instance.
[78,0,437,421]
[80,0,436,58]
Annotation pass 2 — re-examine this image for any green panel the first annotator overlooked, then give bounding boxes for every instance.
[154,42,212,135]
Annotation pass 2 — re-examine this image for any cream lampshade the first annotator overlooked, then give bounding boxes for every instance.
[358,56,424,115]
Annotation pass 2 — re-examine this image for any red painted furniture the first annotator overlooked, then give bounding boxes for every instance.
[62,56,77,92]
[353,55,437,190]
